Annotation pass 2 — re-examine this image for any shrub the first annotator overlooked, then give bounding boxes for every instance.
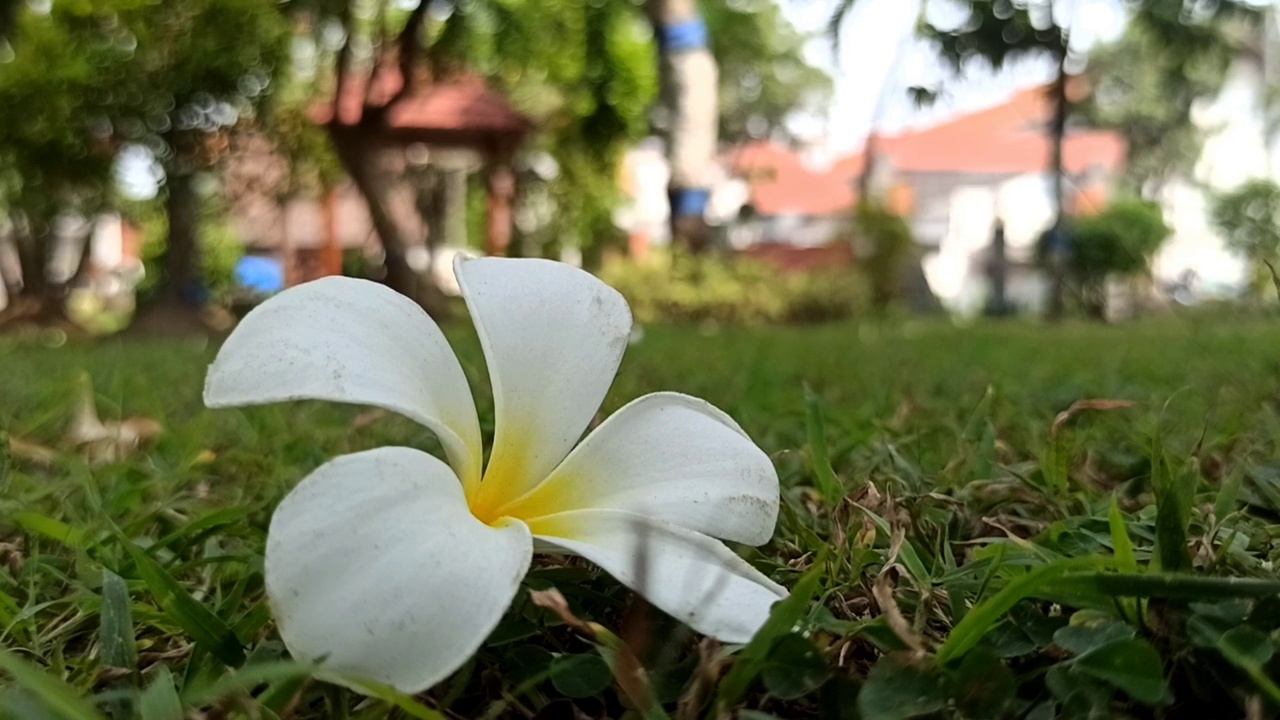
[1069,198,1169,280]
[600,251,865,325]
[854,201,915,311]
[1039,198,1169,316]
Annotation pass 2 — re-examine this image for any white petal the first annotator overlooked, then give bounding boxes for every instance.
[265,447,532,693]
[502,393,779,545]
[528,510,786,644]
[204,277,483,488]
[456,258,632,512]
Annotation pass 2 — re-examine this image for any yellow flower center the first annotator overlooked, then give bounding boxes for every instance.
[467,468,576,529]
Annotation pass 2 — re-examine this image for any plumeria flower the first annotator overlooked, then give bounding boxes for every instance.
[203,258,784,693]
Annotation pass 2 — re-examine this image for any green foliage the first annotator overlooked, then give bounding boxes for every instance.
[0,0,288,308]
[854,201,915,311]
[1045,198,1169,315]
[1084,17,1243,190]
[600,252,866,325]
[133,198,244,303]
[419,0,825,255]
[421,0,656,257]
[262,99,344,196]
[700,0,831,141]
[107,0,289,170]
[1069,199,1170,281]
[12,300,1280,714]
[0,0,137,220]
[1212,179,1280,293]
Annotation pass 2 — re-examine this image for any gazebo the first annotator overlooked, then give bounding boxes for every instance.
[299,67,533,282]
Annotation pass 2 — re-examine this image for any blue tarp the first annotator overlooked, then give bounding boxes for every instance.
[234,256,285,295]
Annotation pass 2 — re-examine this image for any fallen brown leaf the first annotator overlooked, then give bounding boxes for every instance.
[1051,399,1136,439]
[872,570,928,656]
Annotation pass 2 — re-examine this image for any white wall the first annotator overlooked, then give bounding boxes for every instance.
[923,174,1055,316]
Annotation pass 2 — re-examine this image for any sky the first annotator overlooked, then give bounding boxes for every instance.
[779,0,1129,153]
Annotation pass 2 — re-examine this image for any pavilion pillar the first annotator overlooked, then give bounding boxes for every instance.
[321,188,343,277]
[485,164,516,257]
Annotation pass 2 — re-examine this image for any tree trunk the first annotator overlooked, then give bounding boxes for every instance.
[648,0,718,252]
[14,217,46,301]
[485,163,515,257]
[165,171,202,305]
[127,170,220,335]
[329,125,448,317]
[1045,53,1070,321]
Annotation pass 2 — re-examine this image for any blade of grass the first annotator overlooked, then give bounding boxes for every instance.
[1214,466,1245,522]
[348,680,447,720]
[849,501,930,585]
[804,385,843,502]
[935,557,1111,665]
[718,561,825,708]
[13,513,85,550]
[183,660,316,707]
[1056,573,1280,600]
[1108,497,1141,621]
[138,666,182,720]
[0,649,105,720]
[117,537,245,667]
[98,570,136,672]
[1151,430,1193,572]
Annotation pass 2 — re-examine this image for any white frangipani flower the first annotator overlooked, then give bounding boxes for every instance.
[203,257,784,693]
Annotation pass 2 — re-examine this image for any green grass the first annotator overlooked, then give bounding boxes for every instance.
[4,317,1280,718]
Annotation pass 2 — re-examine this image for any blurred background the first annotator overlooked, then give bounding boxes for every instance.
[0,0,1278,333]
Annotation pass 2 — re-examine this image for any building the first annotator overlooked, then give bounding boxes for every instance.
[865,85,1126,315]
[227,70,531,294]
[703,86,1126,312]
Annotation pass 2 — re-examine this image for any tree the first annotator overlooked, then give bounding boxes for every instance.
[113,0,288,327]
[0,0,131,323]
[279,0,821,298]
[702,0,831,143]
[1211,179,1280,295]
[0,0,288,330]
[427,0,657,265]
[1082,7,1255,193]
[855,200,914,312]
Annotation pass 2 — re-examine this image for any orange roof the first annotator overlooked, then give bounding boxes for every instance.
[874,86,1125,175]
[311,68,531,136]
[729,141,857,216]
[736,85,1126,217]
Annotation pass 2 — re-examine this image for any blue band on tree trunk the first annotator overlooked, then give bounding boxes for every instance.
[670,188,710,218]
[659,18,708,52]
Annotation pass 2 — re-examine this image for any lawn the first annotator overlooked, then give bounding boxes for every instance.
[4,317,1280,719]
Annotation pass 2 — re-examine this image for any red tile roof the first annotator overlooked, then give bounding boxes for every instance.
[310,68,531,136]
[728,142,857,216]
[737,85,1125,217]
[873,86,1125,175]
